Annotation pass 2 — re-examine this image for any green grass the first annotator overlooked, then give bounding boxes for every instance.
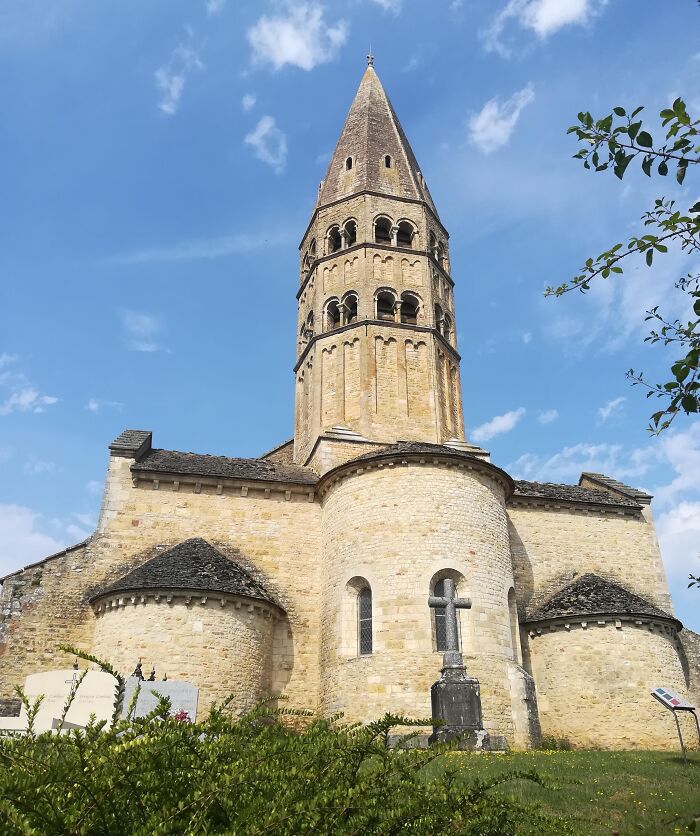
[435,749,700,835]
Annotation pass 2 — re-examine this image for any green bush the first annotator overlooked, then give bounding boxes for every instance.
[538,735,573,751]
[0,651,567,835]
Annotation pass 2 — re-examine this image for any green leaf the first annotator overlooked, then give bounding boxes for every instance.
[613,106,626,116]
[641,156,652,176]
[646,249,654,266]
[657,160,668,176]
[676,164,687,185]
[681,395,698,413]
[627,121,642,140]
[636,131,653,148]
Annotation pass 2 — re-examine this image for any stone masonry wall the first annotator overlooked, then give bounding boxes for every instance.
[91,595,278,716]
[0,454,323,713]
[508,503,674,618]
[318,459,536,747]
[528,618,695,749]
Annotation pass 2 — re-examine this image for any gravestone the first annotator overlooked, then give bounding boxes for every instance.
[0,669,116,734]
[428,579,488,748]
[122,677,199,721]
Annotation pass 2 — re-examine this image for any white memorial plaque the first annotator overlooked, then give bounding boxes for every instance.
[122,678,199,721]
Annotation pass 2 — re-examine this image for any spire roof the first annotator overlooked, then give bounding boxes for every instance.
[318,65,438,218]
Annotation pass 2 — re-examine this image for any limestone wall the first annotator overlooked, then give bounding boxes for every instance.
[91,594,278,716]
[318,458,536,747]
[528,618,695,749]
[0,454,323,712]
[508,502,674,617]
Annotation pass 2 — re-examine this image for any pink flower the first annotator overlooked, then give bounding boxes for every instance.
[173,709,191,723]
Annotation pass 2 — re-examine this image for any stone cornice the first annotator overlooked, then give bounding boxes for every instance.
[507,495,643,517]
[316,449,514,501]
[91,588,284,617]
[523,612,682,634]
[294,319,460,373]
[130,471,316,502]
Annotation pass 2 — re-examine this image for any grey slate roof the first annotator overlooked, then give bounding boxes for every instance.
[91,538,280,607]
[580,472,653,503]
[131,448,317,486]
[109,430,152,458]
[513,480,641,508]
[349,440,484,463]
[317,65,439,218]
[526,573,675,623]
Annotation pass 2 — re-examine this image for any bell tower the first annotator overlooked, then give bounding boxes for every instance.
[294,60,465,468]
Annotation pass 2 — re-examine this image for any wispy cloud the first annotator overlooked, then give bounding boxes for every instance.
[0,355,58,417]
[117,229,295,265]
[86,398,123,413]
[368,0,401,13]
[482,0,606,57]
[472,407,526,443]
[597,396,625,423]
[468,84,535,154]
[537,409,559,425]
[244,116,288,173]
[24,457,56,475]
[241,93,256,111]
[653,423,700,507]
[0,503,64,576]
[120,310,168,353]
[248,3,348,71]
[155,41,204,115]
[86,480,103,496]
[206,0,225,15]
[508,441,653,483]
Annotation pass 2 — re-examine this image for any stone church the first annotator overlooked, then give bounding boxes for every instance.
[1,62,698,749]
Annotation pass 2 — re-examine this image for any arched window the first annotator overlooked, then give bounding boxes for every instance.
[397,221,414,248]
[309,238,317,258]
[437,242,447,270]
[345,156,353,171]
[358,586,373,655]
[344,219,357,247]
[374,216,392,245]
[442,313,453,343]
[384,155,392,168]
[325,299,341,331]
[376,290,396,322]
[327,226,342,254]
[434,303,444,333]
[400,293,419,325]
[343,293,358,324]
[429,231,437,258]
[430,572,465,653]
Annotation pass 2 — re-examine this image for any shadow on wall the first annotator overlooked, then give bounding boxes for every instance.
[507,518,534,619]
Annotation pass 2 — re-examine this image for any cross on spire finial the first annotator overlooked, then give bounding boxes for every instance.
[367,47,374,67]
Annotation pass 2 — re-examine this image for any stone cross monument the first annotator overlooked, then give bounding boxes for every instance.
[428,579,486,746]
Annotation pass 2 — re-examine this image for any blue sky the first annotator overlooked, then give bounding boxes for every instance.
[1,0,699,630]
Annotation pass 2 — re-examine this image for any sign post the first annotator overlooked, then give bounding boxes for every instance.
[651,687,699,765]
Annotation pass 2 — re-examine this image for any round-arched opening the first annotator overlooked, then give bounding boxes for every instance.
[397,221,414,248]
[437,242,447,269]
[376,290,396,322]
[434,303,443,332]
[384,155,392,168]
[309,238,317,258]
[374,217,392,245]
[325,299,341,331]
[345,156,353,171]
[343,293,358,324]
[429,569,467,653]
[327,226,342,254]
[400,293,420,325]
[345,576,373,657]
[344,219,357,247]
[443,312,453,342]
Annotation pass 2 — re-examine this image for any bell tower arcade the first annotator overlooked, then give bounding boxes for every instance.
[294,60,465,469]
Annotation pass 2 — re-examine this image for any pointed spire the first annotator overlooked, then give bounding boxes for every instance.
[317,65,438,217]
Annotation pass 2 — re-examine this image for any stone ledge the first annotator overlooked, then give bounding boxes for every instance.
[92,589,284,619]
[524,614,681,637]
[130,474,317,503]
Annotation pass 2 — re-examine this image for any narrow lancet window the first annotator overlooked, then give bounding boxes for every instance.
[359,586,373,655]
[345,156,353,170]
[384,155,392,168]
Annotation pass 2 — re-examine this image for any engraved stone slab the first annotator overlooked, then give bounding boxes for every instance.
[122,678,199,721]
[0,669,116,733]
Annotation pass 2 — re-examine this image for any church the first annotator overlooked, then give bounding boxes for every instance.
[1,61,698,749]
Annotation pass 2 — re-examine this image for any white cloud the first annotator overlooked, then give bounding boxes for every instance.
[537,409,559,425]
[483,0,605,57]
[244,116,288,173]
[155,43,203,116]
[472,407,526,443]
[521,331,532,344]
[120,310,168,353]
[248,3,348,71]
[653,423,700,507]
[597,396,625,423]
[368,0,401,12]
[86,480,102,496]
[117,228,295,264]
[508,442,654,483]
[24,457,56,475]
[241,93,256,111]
[86,398,123,413]
[468,85,535,154]
[656,501,700,581]
[0,356,58,416]
[206,0,225,15]
[0,504,64,577]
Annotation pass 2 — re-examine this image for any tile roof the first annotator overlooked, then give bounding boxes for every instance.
[91,538,280,607]
[580,472,653,503]
[109,429,152,458]
[131,448,317,486]
[349,440,484,463]
[512,480,641,508]
[526,573,675,623]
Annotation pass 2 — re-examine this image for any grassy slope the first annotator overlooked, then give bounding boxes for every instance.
[438,750,700,835]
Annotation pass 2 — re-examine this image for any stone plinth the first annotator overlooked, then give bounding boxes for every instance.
[429,661,485,747]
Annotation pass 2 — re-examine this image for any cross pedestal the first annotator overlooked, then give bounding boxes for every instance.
[428,578,486,747]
